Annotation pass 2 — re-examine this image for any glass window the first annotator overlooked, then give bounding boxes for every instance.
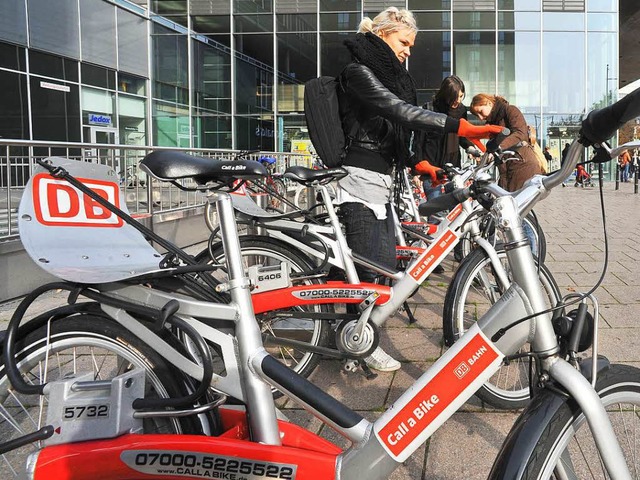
[234,14,274,33]
[82,87,116,130]
[453,12,496,29]
[409,0,451,9]
[587,12,616,31]
[30,77,80,142]
[119,94,147,146]
[80,0,117,69]
[0,70,29,140]
[152,24,189,104]
[278,33,317,82]
[0,42,26,72]
[235,115,275,151]
[190,0,230,15]
[498,31,540,111]
[320,13,361,31]
[543,12,584,30]
[153,100,190,147]
[151,0,187,15]
[320,0,360,12]
[82,63,116,90]
[118,73,146,95]
[276,0,316,13]
[277,32,316,113]
[30,50,78,82]
[408,31,451,105]
[514,0,540,9]
[454,32,496,97]
[192,16,231,34]
[0,0,27,46]
[543,32,585,113]
[28,0,80,59]
[117,8,149,78]
[235,0,273,14]
[193,40,232,114]
[277,14,317,32]
[415,12,450,29]
[192,112,232,148]
[320,32,352,77]
[499,0,514,8]
[587,32,616,109]
[587,0,615,11]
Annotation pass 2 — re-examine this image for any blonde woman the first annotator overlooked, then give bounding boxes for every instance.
[469,94,543,191]
[334,7,503,371]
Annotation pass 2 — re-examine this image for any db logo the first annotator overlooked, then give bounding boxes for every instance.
[454,362,470,380]
[32,173,124,228]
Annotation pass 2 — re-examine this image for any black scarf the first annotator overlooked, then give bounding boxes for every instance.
[344,33,417,164]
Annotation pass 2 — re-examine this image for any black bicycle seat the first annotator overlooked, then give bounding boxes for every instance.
[283,165,348,184]
[141,150,266,184]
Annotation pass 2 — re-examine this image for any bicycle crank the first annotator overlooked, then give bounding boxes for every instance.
[335,319,379,358]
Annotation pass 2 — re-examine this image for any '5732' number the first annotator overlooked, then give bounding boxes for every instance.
[63,405,109,420]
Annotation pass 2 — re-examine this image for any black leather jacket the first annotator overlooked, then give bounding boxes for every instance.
[338,63,459,174]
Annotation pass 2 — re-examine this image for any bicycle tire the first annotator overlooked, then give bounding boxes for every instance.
[442,245,561,409]
[267,177,287,211]
[0,314,204,478]
[196,237,332,389]
[490,363,640,479]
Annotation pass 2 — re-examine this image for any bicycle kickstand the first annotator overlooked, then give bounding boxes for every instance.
[403,300,418,324]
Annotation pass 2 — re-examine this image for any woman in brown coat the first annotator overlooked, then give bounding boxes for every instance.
[470,94,543,191]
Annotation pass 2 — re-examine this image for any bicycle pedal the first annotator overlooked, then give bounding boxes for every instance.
[360,363,378,380]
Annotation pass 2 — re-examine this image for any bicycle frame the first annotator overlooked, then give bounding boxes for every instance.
[17,146,631,479]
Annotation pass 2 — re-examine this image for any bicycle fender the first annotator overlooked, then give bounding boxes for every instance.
[488,357,611,480]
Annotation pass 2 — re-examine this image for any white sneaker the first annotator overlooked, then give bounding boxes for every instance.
[364,346,401,372]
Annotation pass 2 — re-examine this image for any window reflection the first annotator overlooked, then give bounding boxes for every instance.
[409,31,451,105]
[454,32,496,96]
[543,12,584,30]
[543,32,585,113]
[587,32,616,109]
[320,32,352,77]
[587,13,616,31]
[498,31,540,110]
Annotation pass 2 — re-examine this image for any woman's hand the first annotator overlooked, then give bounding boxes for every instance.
[458,118,504,139]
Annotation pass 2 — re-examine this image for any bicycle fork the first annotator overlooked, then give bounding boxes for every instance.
[493,194,632,480]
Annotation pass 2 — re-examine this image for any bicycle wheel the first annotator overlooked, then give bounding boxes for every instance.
[491,364,640,479]
[442,245,561,409]
[460,211,547,263]
[0,314,204,478]
[197,237,332,387]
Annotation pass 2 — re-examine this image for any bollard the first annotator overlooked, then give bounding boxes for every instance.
[615,164,620,190]
[635,168,639,194]
[248,192,268,237]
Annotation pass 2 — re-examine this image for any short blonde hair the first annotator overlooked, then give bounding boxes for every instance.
[358,7,417,36]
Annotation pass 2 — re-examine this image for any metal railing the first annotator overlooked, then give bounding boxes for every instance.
[0,140,314,242]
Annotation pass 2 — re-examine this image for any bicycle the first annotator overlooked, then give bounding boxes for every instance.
[2,88,640,479]
[198,143,559,407]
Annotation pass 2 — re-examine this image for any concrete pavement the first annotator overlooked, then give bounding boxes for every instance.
[1,181,639,479]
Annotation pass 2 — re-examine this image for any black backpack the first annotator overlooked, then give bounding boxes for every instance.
[304,76,349,168]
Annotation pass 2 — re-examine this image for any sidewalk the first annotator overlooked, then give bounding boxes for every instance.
[1,182,639,479]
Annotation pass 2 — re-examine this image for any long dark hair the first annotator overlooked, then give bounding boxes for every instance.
[433,75,465,112]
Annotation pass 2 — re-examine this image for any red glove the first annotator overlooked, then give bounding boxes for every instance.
[458,118,504,139]
[470,138,486,153]
[413,160,442,180]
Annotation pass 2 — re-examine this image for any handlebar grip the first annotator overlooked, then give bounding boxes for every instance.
[418,187,470,217]
[485,128,511,153]
[581,85,640,145]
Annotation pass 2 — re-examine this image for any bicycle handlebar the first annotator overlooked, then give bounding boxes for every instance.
[418,187,472,216]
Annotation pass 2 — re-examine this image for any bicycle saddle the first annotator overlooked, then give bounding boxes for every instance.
[141,150,267,184]
[283,165,348,184]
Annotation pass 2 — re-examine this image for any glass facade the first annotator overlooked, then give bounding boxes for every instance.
[0,0,622,172]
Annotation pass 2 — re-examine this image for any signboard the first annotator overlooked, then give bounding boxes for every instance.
[88,113,112,127]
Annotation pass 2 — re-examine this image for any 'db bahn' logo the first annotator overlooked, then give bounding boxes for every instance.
[32,173,124,228]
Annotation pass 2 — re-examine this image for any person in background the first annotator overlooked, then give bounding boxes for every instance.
[412,75,482,265]
[561,143,571,187]
[335,7,503,371]
[469,94,544,192]
[619,150,631,182]
[470,93,544,256]
[543,146,553,164]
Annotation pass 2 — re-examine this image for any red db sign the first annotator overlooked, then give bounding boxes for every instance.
[32,173,124,227]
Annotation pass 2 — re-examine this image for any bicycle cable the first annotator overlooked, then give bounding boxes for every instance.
[491,161,610,342]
